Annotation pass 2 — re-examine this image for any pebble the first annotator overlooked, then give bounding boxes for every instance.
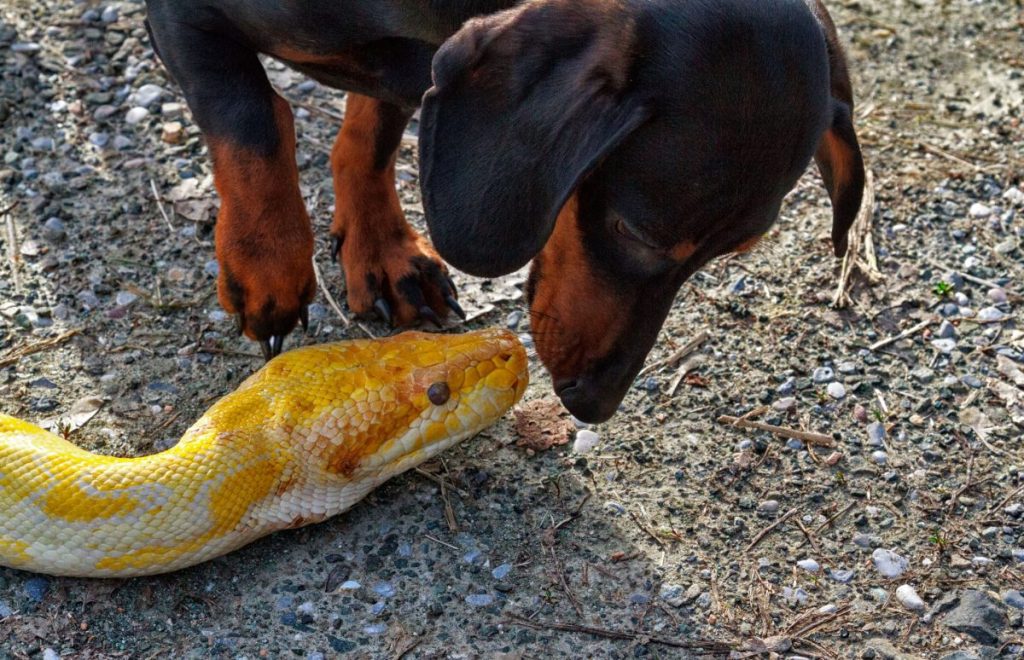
[338,580,361,590]
[782,587,809,606]
[777,377,796,396]
[89,131,110,148]
[931,338,957,354]
[94,104,117,121]
[872,548,909,578]
[132,84,165,108]
[23,577,50,602]
[1003,590,1024,610]
[42,217,66,242]
[373,582,395,598]
[31,136,55,151]
[115,291,138,306]
[827,382,846,399]
[853,533,878,549]
[961,374,983,389]
[1003,186,1024,205]
[796,559,820,574]
[573,429,600,454]
[113,135,133,150]
[942,589,1009,646]
[976,306,1006,323]
[911,367,934,384]
[773,397,796,412]
[465,594,494,607]
[162,121,184,145]
[758,500,780,514]
[827,564,851,581]
[988,288,1008,304]
[853,404,869,424]
[161,102,184,118]
[818,604,838,614]
[0,600,12,617]
[125,107,150,125]
[812,367,834,384]
[42,650,59,660]
[968,203,992,218]
[871,450,888,465]
[491,563,512,580]
[896,585,925,612]
[866,422,886,447]
[100,5,119,22]
[505,310,522,330]
[659,584,686,607]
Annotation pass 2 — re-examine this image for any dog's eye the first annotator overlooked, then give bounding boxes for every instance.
[615,218,660,250]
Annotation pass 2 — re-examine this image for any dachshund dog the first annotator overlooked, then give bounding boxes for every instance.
[144,0,865,422]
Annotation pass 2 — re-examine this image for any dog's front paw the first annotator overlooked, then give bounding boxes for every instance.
[333,226,463,328]
[216,226,316,359]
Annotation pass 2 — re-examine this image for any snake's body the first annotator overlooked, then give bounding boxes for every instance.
[0,329,526,578]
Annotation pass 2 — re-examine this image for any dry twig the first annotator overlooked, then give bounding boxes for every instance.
[745,508,799,552]
[869,319,934,352]
[718,415,836,448]
[0,329,82,369]
[505,615,733,652]
[833,169,882,308]
[639,330,709,377]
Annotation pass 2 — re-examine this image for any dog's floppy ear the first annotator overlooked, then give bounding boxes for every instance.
[419,0,649,277]
[806,0,866,258]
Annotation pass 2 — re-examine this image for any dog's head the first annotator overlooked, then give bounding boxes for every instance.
[420,0,865,422]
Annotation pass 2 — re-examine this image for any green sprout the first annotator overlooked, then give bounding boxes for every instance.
[933,280,954,298]
[928,530,949,551]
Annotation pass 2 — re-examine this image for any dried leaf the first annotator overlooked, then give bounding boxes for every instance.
[988,379,1024,426]
[173,198,216,222]
[166,178,203,201]
[67,396,104,430]
[996,355,1024,388]
[513,397,574,452]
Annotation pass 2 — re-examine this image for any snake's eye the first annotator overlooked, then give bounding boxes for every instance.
[428,382,451,406]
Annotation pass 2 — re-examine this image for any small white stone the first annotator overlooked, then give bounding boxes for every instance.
[896,584,925,612]
[125,107,150,125]
[827,382,846,399]
[1003,186,1024,206]
[797,558,820,574]
[969,202,992,218]
[573,429,600,454]
[872,548,909,578]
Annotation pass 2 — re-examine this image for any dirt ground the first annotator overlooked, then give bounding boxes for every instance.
[1,0,1023,658]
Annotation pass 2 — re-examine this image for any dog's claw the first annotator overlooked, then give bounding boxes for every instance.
[419,306,443,329]
[444,294,466,321]
[260,336,285,362]
[373,298,393,325]
[331,237,342,262]
[299,305,309,331]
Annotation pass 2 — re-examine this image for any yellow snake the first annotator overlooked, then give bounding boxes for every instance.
[0,329,527,578]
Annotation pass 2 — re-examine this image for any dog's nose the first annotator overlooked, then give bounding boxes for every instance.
[555,377,621,424]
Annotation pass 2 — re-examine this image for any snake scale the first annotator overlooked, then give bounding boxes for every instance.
[0,329,527,578]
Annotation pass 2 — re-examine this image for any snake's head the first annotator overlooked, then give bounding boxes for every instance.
[244,328,529,479]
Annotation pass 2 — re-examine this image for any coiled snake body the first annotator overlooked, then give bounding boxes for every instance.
[0,329,527,578]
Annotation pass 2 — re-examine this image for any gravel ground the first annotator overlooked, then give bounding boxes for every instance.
[1,0,1023,658]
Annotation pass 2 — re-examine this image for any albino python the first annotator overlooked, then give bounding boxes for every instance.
[0,328,527,578]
